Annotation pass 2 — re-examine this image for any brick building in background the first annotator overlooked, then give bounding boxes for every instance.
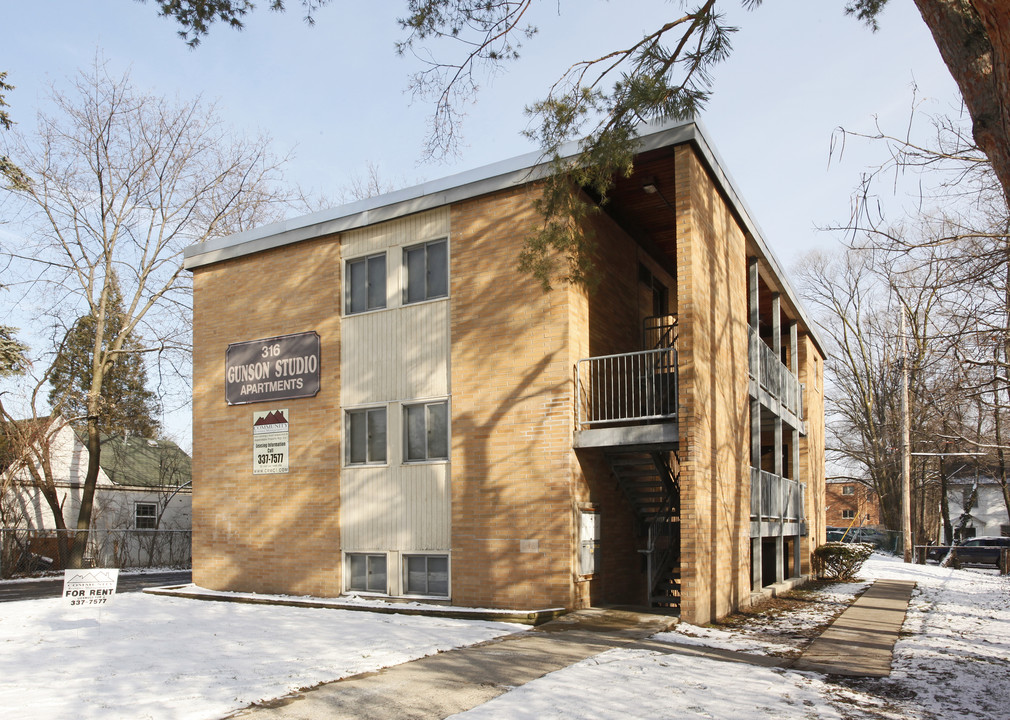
[185,120,826,625]
[825,480,883,529]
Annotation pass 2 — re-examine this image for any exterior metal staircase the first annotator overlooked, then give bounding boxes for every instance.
[605,449,681,611]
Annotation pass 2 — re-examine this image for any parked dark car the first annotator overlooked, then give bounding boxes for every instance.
[927,536,1010,566]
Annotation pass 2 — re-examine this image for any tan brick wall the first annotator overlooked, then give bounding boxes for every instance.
[448,186,583,610]
[674,145,752,625]
[191,236,342,597]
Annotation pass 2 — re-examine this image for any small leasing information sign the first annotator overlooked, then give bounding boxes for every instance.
[253,409,289,474]
[63,568,119,607]
[225,331,320,405]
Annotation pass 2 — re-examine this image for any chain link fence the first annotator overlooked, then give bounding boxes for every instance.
[1,527,191,578]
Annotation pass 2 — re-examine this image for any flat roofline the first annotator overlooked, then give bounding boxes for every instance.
[183,118,825,354]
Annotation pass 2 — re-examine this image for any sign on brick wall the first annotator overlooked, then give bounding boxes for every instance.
[225,332,320,405]
[253,409,289,475]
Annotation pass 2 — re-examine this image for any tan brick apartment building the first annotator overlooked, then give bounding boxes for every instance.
[826,480,883,529]
[185,121,826,625]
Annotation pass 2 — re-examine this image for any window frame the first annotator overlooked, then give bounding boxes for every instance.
[345,552,388,594]
[344,406,388,466]
[841,485,855,496]
[345,252,387,315]
[135,502,158,530]
[579,509,601,577]
[403,238,448,305]
[402,553,450,597]
[841,509,856,520]
[403,399,449,463]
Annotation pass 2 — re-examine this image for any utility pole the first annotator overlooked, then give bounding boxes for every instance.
[901,312,913,562]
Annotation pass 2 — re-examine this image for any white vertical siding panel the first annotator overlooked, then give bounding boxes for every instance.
[341,464,449,550]
[339,207,452,558]
[343,301,448,405]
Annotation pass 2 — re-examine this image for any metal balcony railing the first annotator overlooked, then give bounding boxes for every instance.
[576,347,678,427]
[750,467,805,523]
[748,327,804,419]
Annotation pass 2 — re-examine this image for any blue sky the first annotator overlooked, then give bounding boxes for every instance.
[1,1,960,446]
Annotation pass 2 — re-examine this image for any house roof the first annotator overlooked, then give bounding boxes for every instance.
[92,434,192,489]
[183,118,824,352]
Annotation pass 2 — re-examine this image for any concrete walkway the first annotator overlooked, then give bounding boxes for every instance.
[226,608,678,720]
[224,580,916,719]
[793,579,916,677]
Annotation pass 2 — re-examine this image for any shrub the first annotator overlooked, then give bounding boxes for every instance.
[812,542,873,581]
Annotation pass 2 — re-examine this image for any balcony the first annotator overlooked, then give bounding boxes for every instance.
[748,327,803,421]
[750,467,805,537]
[574,347,678,450]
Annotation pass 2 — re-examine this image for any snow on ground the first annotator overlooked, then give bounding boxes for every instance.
[0,592,522,720]
[859,555,1010,720]
[451,555,1010,720]
[2,554,1008,720]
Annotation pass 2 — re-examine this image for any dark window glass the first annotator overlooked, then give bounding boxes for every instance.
[405,555,449,596]
[404,240,448,304]
[347,408,386,464]
[346,254,386,314]
[427,241,448,298]
[348,554,387,592]
[406,246,426,304]
[427,402,448,459]
[367,255,386,310]
[404,401,448,461]
[405,404,426,461]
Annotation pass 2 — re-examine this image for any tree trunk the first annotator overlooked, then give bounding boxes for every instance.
[913,0,1010,210]
[68,416,102,569]
[940,454,952,545]
[28,464,71,568]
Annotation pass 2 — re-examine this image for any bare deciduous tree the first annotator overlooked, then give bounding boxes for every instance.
[2,59,293,567]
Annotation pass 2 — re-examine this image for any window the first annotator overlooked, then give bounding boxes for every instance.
[346,253,386,314]
[347,553,387,593]
[579,510,601,576]
[404,239,448,304]
[345,407,387,465]
[404,401,448,461]
[841,485,855,496]
[841,509,856,520]
[135,503,157,530]
[404,555,449,596]
[638,262,668,317]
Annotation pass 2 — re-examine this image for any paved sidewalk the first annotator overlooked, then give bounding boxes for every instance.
[793,579,916,677]
[226,608,677,720]
[225,579,916,718]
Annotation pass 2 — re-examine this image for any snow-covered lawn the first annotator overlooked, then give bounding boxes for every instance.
[0,592,523,720]
[450,554,1010,720]
[1,554,1007,719]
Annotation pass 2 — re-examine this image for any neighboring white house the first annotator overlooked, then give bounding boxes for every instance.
[3,419,191,570]
[947,470,1010,540]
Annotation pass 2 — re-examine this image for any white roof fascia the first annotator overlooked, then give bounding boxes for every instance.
[182,121,698,271]
[183,118,824,352]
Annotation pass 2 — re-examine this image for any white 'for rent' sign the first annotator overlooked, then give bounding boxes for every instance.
[63,568,119,607]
